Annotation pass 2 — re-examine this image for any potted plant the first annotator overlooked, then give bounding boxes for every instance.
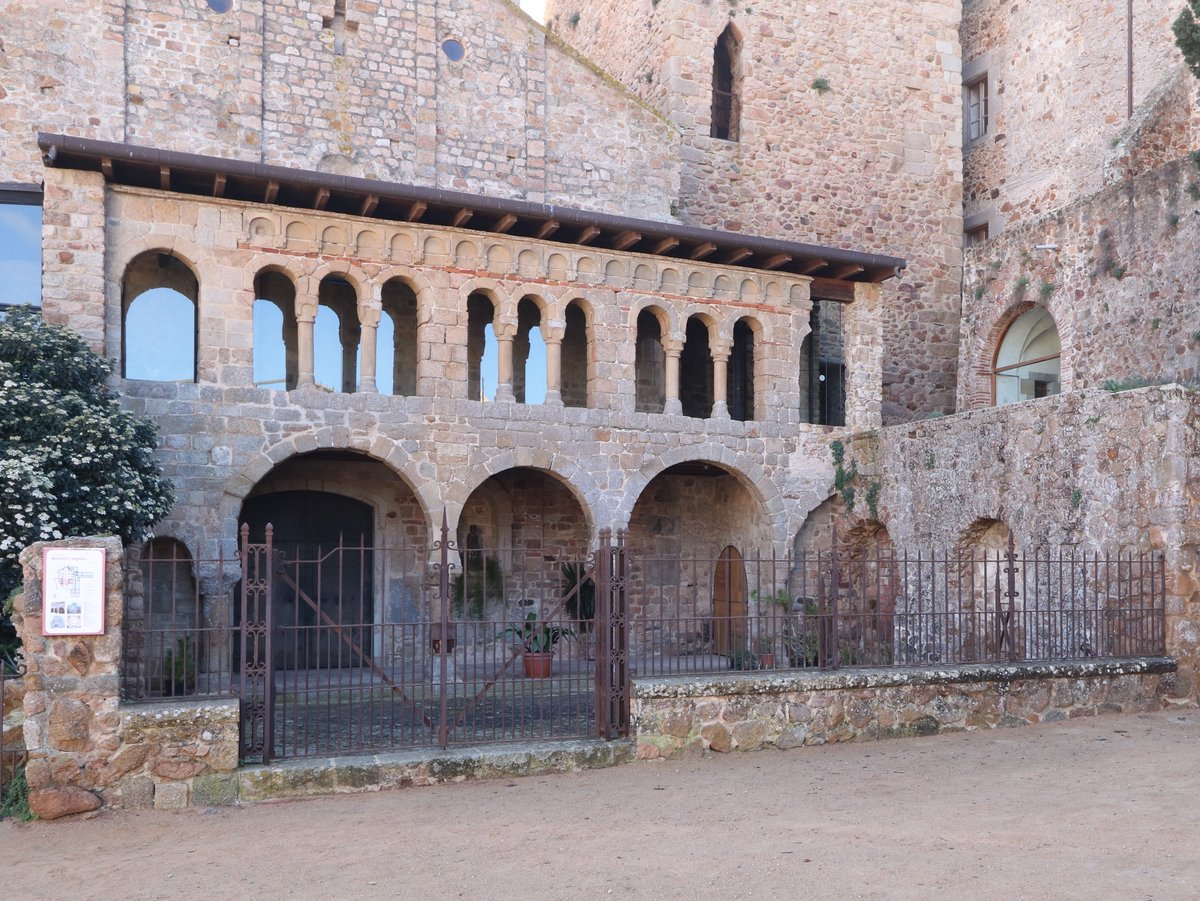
[727,647,759,671]
[782,599,821,668]
[756,635,776,669]
[499,612,576,678]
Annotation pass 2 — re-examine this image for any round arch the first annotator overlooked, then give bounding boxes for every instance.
[217,433,437,552]
[443,452,603,541]
[619,448,788,548]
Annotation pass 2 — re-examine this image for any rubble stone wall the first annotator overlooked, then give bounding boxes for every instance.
[545,0,965,422]
[962,0,1191,232]
[0,0,679,221]
[11,538,239,818]
[959,156,1200,410]
[633,660,1177,759]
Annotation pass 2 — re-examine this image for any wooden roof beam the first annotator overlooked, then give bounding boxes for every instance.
[689,242,717,261]
[724,247,753,265]
[613,230,641,251]
[264,180,279,204]
[451,207,473,228]
[536,220,560,240]
[761,253,791,270]
[212,173,226,198]
[359,194,379,217]
[494,213,518,234]
[650,236,679,255]
[831,263,865,280]
[313,187,330,211]
[577,225,601,245]
[407,201,427,222]
[800,259,828,275]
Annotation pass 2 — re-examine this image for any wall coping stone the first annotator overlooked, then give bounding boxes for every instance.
[633,657,1178,699]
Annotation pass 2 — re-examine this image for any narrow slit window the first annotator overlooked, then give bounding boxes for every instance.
[710,25,742,141]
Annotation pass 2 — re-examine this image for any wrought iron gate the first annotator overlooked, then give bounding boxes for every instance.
[238,521,629,763]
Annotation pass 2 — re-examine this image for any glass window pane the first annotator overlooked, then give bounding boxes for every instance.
[0,202,42,308]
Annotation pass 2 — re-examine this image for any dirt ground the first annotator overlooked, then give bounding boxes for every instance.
[4,709,1199,900]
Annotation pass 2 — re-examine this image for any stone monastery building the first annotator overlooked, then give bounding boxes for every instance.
[5,0,1200,801]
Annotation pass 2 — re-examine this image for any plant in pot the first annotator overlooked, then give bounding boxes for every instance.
[782,599,821,668]
[755,635,776,669]
[561,562,596,660]
[450,555,503,620]
[499,612,576,678]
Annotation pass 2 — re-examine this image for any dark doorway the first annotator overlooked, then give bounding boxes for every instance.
[240,490,375,670]
[712,546,748,656]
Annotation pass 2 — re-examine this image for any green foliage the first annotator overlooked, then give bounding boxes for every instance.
[1175,2,1200,81]
[1101,376,1151,393]
[811,77,831,93]
[726,647,759,671]
[1014,275,1030,296]
[750,587,791,608]
[1071,488,1083,510]
[0,307,174,657]
[0,768,35,822]
[162,636,197,695]
[499,612,575,654]
[831,440,859,512]
[451,555,503,619]
[561,562,595,633]
[865,481,881,520]
[1039,281,1057,300]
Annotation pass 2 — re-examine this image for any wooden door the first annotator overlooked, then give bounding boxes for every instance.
[713,546,748,656]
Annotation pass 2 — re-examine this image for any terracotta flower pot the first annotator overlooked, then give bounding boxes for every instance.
[522,651,554,678]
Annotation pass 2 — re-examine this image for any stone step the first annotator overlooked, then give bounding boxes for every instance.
[237,738,635,804]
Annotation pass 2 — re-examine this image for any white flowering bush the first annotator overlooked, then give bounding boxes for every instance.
[0,307,174,653]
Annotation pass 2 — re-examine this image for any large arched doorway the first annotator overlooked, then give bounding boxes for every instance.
[627,461,773,671]
[238,450,428,671]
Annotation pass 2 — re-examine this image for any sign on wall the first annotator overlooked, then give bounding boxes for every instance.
[41,547,106,637]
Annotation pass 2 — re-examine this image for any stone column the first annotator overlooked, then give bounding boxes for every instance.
[664,340,683,416]
[494,322,516,403]
[358,305,380,394]
[710,348,731,420]
[543,325,564,407]
[843,283,884,431]
[296,299,317,388]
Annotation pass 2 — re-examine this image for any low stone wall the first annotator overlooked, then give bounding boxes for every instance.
[13,537,239,818]
[632,659,1177,760]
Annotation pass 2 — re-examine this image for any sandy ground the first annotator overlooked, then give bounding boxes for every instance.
[4,710,1199,900]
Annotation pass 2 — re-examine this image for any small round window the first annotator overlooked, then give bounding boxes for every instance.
[442,39,466,61]
[206,0,233,12]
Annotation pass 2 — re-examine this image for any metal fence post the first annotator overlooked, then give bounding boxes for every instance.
[829,523,841,669]
[438,511,451,750]
[1004,533,1019,663]
[595,529,612,739]
[263,523,276,764]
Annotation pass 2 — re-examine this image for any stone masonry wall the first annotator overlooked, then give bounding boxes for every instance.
[546,0,965,423]
[836,386,1200,701]
[1,0,680,222]
[959,156,1200,410]
[11,537,239,817]
[633,660,1177,759]
[962,0,1191,233]
[56,184,883,563]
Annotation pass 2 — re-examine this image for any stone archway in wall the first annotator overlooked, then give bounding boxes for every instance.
[237,449,430,670]
[454,467,592,628]
[625,460,774,666]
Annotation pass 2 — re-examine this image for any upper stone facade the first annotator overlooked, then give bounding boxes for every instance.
[0,0,679,221]
[544,0,966,422]
[961,0,1195,235]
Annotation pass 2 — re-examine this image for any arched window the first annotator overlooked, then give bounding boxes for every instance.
[993,307,1060,406]
[253,270,298,390]
[635,308,666,413]
[315,275,361,393]
[514,297,546,405]
[380,279,419,396]
[467,292,499,401]
[122,251,198,381]
[710,25,742,141]
[728,317,756,421]
[561,301,590,408]
[680,316,714,419]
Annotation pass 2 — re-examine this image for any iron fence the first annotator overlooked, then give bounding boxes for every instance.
[1,649,25,800]
[122,526,1165,763]
[625,533,1166,678]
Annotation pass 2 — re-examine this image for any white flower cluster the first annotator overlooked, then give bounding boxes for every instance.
[0,312,175,603]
